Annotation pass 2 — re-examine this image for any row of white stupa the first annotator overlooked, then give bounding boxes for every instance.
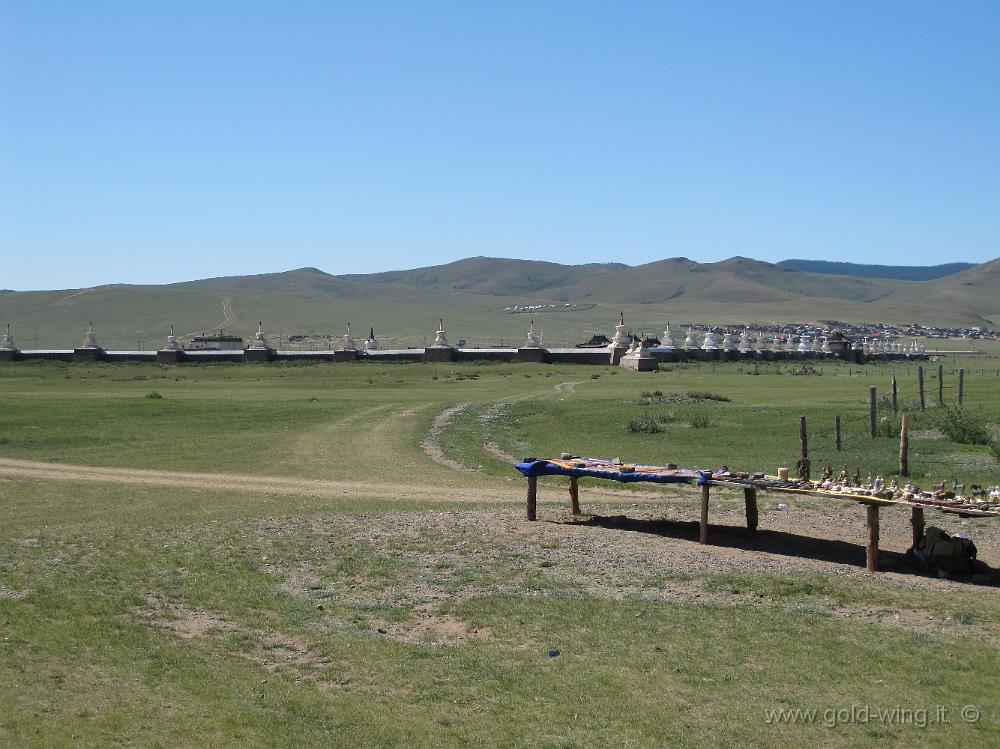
[0,320,925,355]
[606,318,925,355]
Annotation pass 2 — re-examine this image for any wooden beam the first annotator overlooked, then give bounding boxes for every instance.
[569,476,580,515]
[865,504,880,572]
[700,483,710,544]
[910,505,925,550]
[526,476,537,521]
[744,487,758,532]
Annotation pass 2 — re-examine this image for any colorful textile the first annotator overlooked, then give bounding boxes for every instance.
[515,457,714,485]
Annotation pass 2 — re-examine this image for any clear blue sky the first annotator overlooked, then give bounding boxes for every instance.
[2,1,998,290]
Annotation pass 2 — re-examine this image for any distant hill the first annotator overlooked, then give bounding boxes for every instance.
[0,256,996,348]
[777,259,976,281]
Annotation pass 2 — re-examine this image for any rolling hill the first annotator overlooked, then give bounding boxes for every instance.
[776,259,976,281]
[0,256,995,349]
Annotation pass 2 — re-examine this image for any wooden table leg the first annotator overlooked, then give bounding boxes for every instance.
[865,504,880,572]
[744,487,758,532]
[910,506,924,549]
[700,483,710,544]
[569,476,580,515]
[527,477,537,521]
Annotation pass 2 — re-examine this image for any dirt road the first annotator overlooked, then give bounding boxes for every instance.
[0,457,522,503]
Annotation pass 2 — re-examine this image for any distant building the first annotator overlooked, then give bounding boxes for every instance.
[825,330,852,354]
[189,334,245,351]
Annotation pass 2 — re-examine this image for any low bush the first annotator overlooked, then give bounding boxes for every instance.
[690,413,713,429]
[145,390,163,400]
[933,405,991,445]
[626,414,663,433]
[686,391,730,402]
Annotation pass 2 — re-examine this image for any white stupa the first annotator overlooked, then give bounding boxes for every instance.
[430,319,451,348]
[1,323,18,352]
[342,323,359,351]
[821,336,832,354]
[364,327,380,352]
[524,320,543,349]
[249,321,271,350]
[738,329,752,353]
[683,327,698,349]
[619,333,657,371]
[755,333,767,352]
[609,313,630,350]
[720,330,735,351]
[81,322,101,349]
[797,335,810,353]
[701,329,719,351]
[162,325,182,351]
[661,322,676,350]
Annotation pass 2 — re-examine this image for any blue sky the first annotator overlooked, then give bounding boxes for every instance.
[2,1,998,290]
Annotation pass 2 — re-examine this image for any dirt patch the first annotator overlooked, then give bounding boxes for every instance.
[253,500,999,645]
[136,595,332,682]
[379,604,490,645]
[420,403,475,471]
[554,380,584,398]
[0,585,30,599]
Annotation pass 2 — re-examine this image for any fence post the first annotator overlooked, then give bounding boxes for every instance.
[891,375,897,413]
[938,364,943,404]
[958,368,964,405]
[869,386,877,438]
[798,415,809,480]
[899,412,909,477]
[835,415,842,451]
[918,366,925,411]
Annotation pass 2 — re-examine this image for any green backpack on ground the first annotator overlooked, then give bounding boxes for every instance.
[916,526,977,575]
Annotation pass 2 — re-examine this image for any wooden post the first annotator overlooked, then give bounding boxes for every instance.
[835,415,842,451]
[699,483,710,544]
[899,412,909,477]
[800,415,808,458]
[568,476,580,515]
[744,487,758,532]
[958,368,964,405]
[526,477,537,521]
[910,506,924,549]
[937,364,943,404]
[799,415,809,479]
[869,386,877,438]
[918,366,925,411]
[865,504,880,572]
[891,376,897,413]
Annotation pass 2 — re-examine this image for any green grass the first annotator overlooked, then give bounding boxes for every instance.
[1,358,999,746]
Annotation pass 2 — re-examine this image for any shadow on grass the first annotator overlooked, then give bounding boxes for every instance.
[553,514,999,585]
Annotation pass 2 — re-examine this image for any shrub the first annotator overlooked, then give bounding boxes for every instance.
[690,414,713,429]
[626,414,663,433]
[686,391,730,402]
[933,405,991,445]
[145,390,163,400]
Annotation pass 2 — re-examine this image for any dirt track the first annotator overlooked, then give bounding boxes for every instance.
[0,457,521,503]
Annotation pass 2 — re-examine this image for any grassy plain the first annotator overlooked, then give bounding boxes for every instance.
[1,357,999,747]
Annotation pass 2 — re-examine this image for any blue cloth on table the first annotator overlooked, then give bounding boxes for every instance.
[515,458,713,485]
